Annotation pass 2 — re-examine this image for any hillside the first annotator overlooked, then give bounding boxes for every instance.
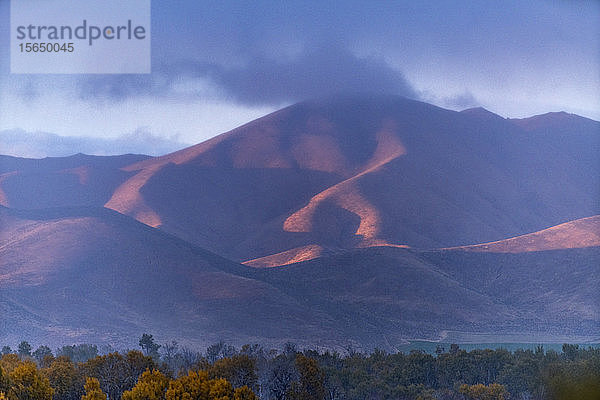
[99,96,599,261]
[0,207,336,348]
[2,205,597,349]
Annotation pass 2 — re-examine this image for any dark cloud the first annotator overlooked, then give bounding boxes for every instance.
[0,128,187,158]
[75,44,418,105]
[203,44,418,105]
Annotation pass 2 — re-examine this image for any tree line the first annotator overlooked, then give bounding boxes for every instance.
[0,336,598,400]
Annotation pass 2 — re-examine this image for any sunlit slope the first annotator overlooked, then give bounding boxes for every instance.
[445,215,600,253]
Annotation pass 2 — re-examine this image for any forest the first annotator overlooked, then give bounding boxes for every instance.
[0,336,598,400]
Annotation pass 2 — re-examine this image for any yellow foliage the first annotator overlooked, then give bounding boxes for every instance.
[166,370,212,400]
[0,355,20,375]
[208,378,233,400]
[6,360,54,400]
[122,369,170,400]
[81,377,107,400]
[164,369,256,400]
[234,386,258,400]
[459,383,508,400]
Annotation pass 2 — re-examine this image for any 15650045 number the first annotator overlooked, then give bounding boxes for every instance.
[19,42,74,52]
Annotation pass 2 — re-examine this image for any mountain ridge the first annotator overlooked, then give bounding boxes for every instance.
[1,95,598,348]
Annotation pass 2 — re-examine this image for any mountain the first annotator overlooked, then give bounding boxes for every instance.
[1,95,599,348]
[100,96,599,262]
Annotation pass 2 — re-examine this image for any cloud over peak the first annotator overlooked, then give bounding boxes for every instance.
[75,43,417,106]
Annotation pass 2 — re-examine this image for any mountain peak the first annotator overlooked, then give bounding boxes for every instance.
[460,107,505,121]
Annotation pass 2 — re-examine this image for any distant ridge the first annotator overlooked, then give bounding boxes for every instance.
[443,215,600,253]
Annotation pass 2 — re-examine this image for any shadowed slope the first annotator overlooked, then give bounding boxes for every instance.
[0,207,337,348]
[254,245,600,345]
[420,246,600,336]
[0,154,150,209]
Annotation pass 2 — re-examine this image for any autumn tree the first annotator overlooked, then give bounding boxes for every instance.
[233,385,258,400]
[81,377,107,400]
[208,354,258,391]
[42,356,84,400]
[0,365,9,397]
[166,370,212,399]
[208,378,234,400]
[459,383,509,400]
[5,360,54,400]
[122,369,170,400]
[0,355,20,375]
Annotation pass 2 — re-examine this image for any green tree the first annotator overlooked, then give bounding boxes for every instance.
[81,350,157,399]
[545,355,600,400]
[139,335,161,359]
[81,377,107,400]
[267,354,297,400]
[287,354,326,400]
[561,344,580,361]
[205,342,236,364]
[32,346,53,364]
[17,342,32,358]
[57,344,99,363]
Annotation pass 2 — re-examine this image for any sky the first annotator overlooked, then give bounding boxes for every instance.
[0,0,599,157]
